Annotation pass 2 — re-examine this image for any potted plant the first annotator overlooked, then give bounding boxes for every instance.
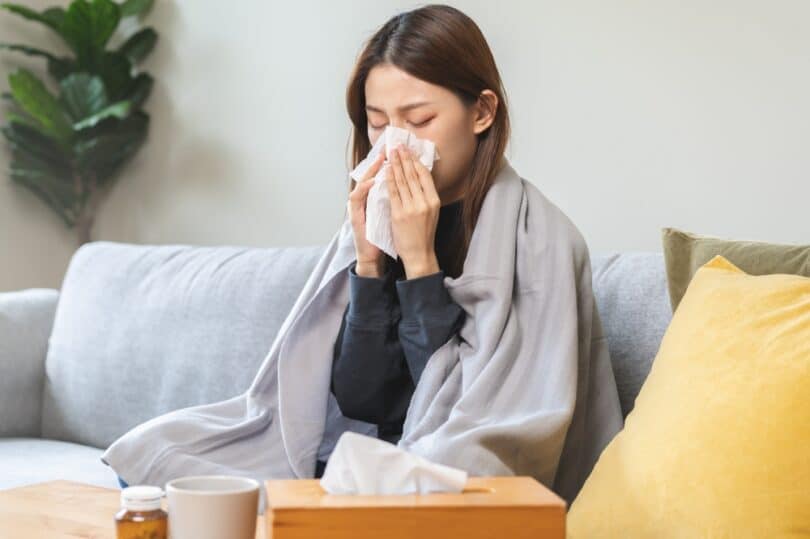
[1,0,157,244]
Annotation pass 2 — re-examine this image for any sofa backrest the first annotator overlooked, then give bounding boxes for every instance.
[591,252,672,417]
[41,241,325,448]
[42,242,671,448]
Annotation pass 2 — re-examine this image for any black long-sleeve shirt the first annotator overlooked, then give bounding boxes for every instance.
[329,199,466,448]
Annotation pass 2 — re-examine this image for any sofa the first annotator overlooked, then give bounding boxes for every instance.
[0,241,672,493]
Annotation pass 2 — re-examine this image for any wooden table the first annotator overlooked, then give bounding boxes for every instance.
[0,480,266,538]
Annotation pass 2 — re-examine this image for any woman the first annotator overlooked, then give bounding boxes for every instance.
[105,4,622,508]
[320,4,510,478]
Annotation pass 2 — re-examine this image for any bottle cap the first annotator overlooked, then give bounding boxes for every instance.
[121,485,164,511]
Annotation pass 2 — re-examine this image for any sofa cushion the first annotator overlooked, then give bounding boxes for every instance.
[0,438,119,490]
[41,241,326,449]
[568,255,810,537]
[590,252,671,417]
[0,288,59,437]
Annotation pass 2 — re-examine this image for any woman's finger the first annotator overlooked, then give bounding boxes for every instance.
[349,168,378,218]
[399,146,425,207]
[386,164,401,213]
[360,148,386,182]
[411,157,441,206]
[390,145,413,207]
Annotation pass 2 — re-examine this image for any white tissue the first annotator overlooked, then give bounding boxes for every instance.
[349,125,440,260]
[319,431,468,495]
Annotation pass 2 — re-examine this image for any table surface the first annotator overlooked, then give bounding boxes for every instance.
[0,480,266,539]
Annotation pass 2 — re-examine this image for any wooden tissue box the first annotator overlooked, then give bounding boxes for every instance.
[265,476,566,539]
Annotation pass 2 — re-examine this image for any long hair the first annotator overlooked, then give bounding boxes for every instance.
[345,4,511,278]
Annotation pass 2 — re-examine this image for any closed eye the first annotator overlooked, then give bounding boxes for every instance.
[410,118,432,127]
[369,117,433,130]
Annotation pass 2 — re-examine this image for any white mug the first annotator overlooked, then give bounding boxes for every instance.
[165,475,260,539]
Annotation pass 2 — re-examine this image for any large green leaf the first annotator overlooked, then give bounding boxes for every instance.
[60,0,121,63]
[93,51,134,101]
[9,137,72,181]
[0,4,64,34]
[74,110,147,182]
[0,43,59,62]
[121,72,152,109]
[73,100,130,130]
[10,173,75,226]
[2,124,74,210]
[3,90,38,128]
[1,122,70,168]
[47,57,76,81]
[7,68,73,142]
[0,42,77,82]
[5,111,40,130]
[118,27,156,64]
[59,72,107,120]
[42,6,65,27]
[3,119,76,225]
[9,149,77,226]
[119,0,153,18]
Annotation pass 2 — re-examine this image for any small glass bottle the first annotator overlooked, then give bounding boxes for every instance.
[115,485,168,539]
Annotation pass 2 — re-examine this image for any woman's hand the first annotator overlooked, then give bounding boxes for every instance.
[348,148,387,278]
[387,143,441,280]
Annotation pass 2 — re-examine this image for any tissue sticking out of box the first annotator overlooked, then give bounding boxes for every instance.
[319,431,468,495]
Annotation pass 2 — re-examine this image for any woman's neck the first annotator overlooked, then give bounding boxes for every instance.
[439,181,467,206]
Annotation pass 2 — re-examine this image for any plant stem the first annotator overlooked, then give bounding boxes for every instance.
[76,172,101,246]
[76,211,94,246]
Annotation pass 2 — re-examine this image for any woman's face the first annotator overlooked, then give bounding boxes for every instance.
[364,63,496,205]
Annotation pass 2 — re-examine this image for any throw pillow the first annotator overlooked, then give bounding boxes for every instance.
[661,227,810,311]
[567,255,810,538]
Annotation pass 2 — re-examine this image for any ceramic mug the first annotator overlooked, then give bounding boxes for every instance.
[165,475,260,539]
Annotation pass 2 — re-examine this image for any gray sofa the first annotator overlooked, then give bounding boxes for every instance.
[0,241,672,491]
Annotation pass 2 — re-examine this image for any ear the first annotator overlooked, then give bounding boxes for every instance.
[472,89,498,135]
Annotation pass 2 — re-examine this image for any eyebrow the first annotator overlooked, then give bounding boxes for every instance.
[365,101,433,113]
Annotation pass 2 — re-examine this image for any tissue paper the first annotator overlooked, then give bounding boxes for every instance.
[349,125,440,260]
[319,431,467,496]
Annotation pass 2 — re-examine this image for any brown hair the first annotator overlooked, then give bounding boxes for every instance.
[345,4,511,279]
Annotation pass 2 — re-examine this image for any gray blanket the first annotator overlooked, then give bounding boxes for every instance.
[101,157,623,509]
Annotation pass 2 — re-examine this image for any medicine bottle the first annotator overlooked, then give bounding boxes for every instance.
[115,485,168,539]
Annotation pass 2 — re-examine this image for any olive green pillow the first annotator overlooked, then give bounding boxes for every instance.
[661,227,810,312]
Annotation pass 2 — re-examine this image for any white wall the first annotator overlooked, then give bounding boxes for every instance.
[1,0,808,291]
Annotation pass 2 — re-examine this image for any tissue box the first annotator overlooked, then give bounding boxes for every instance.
[265,476,566,539]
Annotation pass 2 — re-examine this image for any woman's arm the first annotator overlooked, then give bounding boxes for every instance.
[331,262,466,427]
[395,270,466,384]
[330,261,414,426]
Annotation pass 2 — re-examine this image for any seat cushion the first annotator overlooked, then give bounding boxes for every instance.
[0,438,119,490]
[41,241,326,449]
[590,252,672,417]
[568,255,810,537]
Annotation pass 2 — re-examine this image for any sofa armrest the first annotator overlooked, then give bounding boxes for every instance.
[0,288,59,437]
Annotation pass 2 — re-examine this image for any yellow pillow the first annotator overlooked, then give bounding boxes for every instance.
[567,255,810,538]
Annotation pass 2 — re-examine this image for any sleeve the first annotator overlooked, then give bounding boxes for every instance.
[395,270,466,385]
[330,261,415,426]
